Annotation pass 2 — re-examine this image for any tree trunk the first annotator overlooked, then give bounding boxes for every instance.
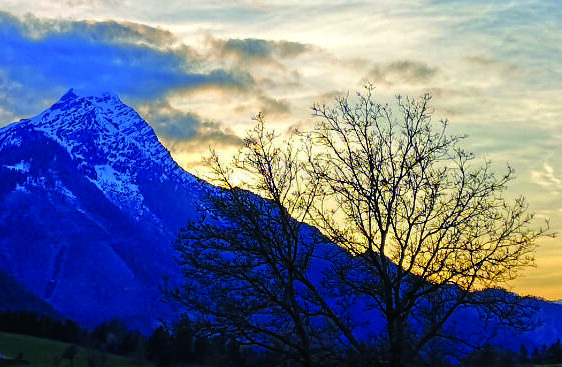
[388,315,408,367]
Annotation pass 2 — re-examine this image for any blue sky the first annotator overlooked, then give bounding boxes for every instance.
[0,0,561,299]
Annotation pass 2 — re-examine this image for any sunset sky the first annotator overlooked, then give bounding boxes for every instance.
[1,0,561,299]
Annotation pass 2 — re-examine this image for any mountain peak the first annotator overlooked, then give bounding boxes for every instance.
[53,88,122,109]
[60,88,79,101]
[38,89,136,138]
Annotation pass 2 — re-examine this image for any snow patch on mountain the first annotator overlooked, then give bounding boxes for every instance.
[53,180,77,201]
[0,128,23,150]
[3,160,30,172]
[91,164,144,216]
[14,183,27,193]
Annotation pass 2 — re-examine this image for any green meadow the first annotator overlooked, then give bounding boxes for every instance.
[0,332,148,367]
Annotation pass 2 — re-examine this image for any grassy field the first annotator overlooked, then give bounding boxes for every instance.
[0,332,148,367]
[3,332,562,367]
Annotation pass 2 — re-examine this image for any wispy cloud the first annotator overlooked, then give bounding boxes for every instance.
[212,37,313,61]
[532,163,562,195]
[366,61,438,86]
[137,98,243,147]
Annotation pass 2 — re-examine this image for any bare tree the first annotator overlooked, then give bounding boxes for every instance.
[303,84,549,367]
[165,116,365,367]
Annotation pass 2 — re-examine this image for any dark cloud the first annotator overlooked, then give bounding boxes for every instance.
[366,60,438,86]
[137,99,200,140]
[63,0,120,7]
[387,61,437,81]
[137,99,243,147]
[465,56,518,74]
[212,37,312,62]
[258,95,290,116]
[193,37,309,98]
[224,38,271,58]
[192,126,245,147]
[233,94,291,118]
[0,12,253,116]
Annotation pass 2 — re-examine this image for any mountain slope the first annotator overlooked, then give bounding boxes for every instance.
[0,89,209,331]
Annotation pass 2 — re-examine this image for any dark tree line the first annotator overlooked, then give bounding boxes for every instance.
[459,340,562,367]
[0,310,86,344]
[528,340,562,365]
[0,310,269,366]
[0,311,142,359]
[146,316,274,367]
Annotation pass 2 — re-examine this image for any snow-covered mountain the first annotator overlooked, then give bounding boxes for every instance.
[0,89,210,332]
[0,89,561,353]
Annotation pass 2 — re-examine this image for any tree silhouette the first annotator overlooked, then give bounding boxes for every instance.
[165,116,364,366]
[303,85,548,366]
